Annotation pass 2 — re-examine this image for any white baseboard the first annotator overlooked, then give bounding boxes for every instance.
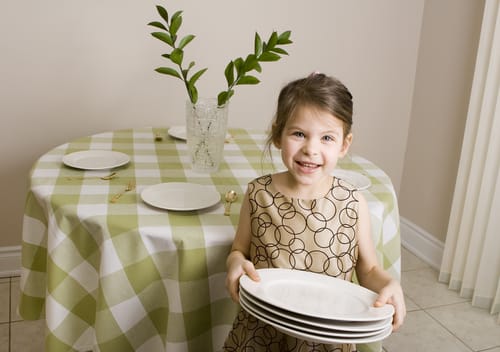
[400,217,445,270]
[0,246,22,277]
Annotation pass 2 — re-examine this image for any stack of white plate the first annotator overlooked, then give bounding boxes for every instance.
[239,268,394,344]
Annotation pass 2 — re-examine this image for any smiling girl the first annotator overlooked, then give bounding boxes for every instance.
[223,73,405,352]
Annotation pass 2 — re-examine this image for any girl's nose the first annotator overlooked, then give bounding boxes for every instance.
[302,139,319,155]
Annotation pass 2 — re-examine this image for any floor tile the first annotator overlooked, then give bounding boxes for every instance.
[402,267,468,309]
[401,247,430,272]
[427,302,500,351]
[404,294,420,312]
[0,279,9,323]
[383,310,472,352]
[10,277,22,322]
[0,323,8,352]
[11,319,45,352]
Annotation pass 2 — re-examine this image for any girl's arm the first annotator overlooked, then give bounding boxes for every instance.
[225,189,260,303]
[354,192,406,331]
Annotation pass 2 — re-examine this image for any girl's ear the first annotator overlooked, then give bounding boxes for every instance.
[340,133,353,157]
[271,123,281,149]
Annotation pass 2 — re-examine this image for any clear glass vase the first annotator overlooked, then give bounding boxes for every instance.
[185,98,229,173]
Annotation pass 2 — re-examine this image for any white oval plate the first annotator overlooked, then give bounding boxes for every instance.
[240,268,394,322]
[62,150,130,170]
[141,182,220,211]
[167,125,188,140]
[239,291,392,344]
[240,286,392,332]
[239,288,391,335]
[332,169,371,190]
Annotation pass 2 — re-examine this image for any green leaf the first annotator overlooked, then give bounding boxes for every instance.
[224,61,235,86]
[171,10,183,22]
[161,53,171,59]
[234,57,244,76]
[155,67,182,79]
[148,21,167,31]
[254,61,262,73]
[258,51,281,62]
[277,31,293,45]
[170,11,183,36]
[170,48,184,65]
[151,32,173,46]
[188,84,198,104]
[237,75,260,85]
[178,34,195,49]
[254,32,263,56]
[270,47,289,55]
[156,5,169,23]
[188,61,195,70]
[218,90,234,106]
[217,91,228,106]
[267,31,278,49]
[189,67,208,86]
[244,54,259,72]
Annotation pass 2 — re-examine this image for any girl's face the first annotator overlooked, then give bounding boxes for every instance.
[274,105,352,191]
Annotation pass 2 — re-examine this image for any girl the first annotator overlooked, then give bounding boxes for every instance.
[223,73,405,352]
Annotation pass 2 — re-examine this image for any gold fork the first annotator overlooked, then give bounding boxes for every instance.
[110,180,135,203]
[66,172,117,181]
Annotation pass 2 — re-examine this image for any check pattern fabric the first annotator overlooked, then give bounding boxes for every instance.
[19,127,400,352]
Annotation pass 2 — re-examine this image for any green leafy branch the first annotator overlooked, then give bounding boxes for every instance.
[148,5,292,107]
[218,30,292,106]
[148,6,207,104]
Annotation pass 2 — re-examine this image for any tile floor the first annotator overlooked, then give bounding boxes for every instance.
[0,247,499,351]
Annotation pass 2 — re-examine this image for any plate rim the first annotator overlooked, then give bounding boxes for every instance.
[240,268,394,322]
[240,286,392,331]
[167,125,187,140]
[239,288,391,334]
[332,169,371,190]
[62,150,130,170]
[239,292,392,344]
[141,182,220,211]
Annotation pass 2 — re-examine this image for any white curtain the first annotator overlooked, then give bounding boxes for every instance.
[439,0,500,323]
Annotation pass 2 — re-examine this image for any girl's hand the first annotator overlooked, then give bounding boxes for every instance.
[225,251,260,303]
[374,279,406,331]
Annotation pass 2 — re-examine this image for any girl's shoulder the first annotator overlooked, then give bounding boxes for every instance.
[247,174,273,193]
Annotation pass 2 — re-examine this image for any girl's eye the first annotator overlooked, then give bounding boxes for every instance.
[292,131,305,138]
[322,135,335,142]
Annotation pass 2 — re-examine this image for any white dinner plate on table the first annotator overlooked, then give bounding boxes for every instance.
[141,182,220,211]
[62,150,130,170]
[332,169,371,190]
[239,291,392,344]
[240,268,394,322]
[168,125,188,140]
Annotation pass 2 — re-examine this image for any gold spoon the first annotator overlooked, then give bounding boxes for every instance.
[224,190,238,216]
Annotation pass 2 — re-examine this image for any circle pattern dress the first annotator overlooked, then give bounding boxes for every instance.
[223,174,360,352]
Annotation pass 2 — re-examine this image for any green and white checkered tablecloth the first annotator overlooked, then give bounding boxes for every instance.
[19,127,400,352]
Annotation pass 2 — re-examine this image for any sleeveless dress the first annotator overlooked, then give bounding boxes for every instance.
[223,174,360,352]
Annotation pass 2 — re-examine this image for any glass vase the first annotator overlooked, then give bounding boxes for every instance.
[185,98,229,173]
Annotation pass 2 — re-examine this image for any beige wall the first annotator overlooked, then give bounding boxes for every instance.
[0,0,482,249]
[399,0,485,242]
